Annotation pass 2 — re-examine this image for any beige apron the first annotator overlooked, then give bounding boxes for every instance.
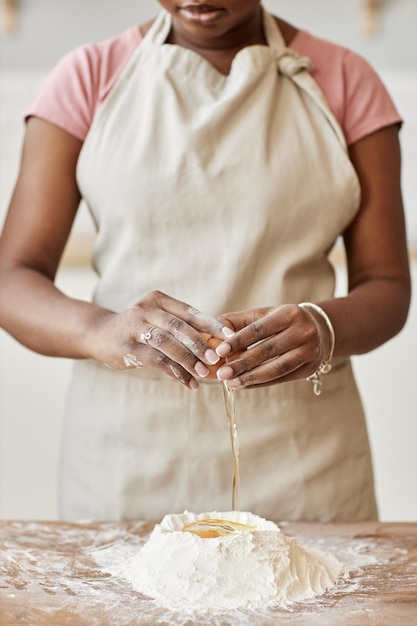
[62,8,378,522]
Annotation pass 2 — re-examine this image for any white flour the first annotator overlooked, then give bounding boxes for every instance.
[121,511,342,613]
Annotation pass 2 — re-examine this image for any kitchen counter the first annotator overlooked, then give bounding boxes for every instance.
[0,520,416,625]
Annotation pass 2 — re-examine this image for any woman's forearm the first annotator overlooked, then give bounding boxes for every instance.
[319,274,411,358]
[0,266,111,359]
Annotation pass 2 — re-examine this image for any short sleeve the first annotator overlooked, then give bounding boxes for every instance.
[25,27,142,142]
[26,45,101,141]
[292,30,403,146]
[341,49,402,146]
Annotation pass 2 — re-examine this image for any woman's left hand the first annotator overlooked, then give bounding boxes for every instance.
[215,304,332,389]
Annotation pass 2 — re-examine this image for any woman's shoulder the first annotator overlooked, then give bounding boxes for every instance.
[290,26,369,78]
[288,26,402,144]
[26,26,143,141]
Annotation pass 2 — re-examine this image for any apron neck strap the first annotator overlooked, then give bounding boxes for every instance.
[261,6,287,53]
[141,10,172,46]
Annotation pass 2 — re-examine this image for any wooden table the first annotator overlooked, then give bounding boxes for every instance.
[1,520,416,625]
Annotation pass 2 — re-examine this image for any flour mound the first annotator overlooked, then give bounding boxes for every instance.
[123,511,342,612]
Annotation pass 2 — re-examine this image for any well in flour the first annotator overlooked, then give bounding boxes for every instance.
[121,510,342,613]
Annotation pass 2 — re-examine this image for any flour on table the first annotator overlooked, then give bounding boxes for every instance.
[121,511,342,612]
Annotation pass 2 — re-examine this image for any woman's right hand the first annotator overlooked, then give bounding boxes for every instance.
[0,118,230,391]
[86,290,233,389]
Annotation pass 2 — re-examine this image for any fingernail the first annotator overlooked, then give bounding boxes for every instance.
[216,343,232,358]
[195,362,210,377]
[222,327,235,337]
[205,349,220,365]
[216,365,234,381]
[189,378,199,390]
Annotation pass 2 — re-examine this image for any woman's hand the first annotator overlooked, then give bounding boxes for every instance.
[0,118,231,390]
[87,290,233,390]
[215,125,412,391]
[214,304,333,389]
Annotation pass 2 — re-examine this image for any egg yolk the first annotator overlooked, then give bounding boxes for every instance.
[181,518,255,538]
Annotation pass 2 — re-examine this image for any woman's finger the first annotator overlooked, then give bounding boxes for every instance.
[215,305,297,359]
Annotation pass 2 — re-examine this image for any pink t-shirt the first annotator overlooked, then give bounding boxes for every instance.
[27,23,402,146]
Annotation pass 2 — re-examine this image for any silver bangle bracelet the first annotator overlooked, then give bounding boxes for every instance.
[298,302,336,396]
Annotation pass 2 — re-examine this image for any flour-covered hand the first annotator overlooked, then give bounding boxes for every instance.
[89,290,232,390]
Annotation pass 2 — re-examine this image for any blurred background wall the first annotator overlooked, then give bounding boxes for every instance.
[0,0,416,520]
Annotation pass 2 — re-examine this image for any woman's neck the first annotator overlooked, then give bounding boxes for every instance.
[139,14,298,76]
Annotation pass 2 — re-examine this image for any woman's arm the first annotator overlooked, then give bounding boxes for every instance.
[0,118,228,389]
[325,124,411,354]
[0,117,87,356]
[215,125,411,388]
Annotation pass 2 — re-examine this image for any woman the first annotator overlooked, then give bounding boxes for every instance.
[0,1,410,522]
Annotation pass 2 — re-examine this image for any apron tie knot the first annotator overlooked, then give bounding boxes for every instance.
[277,50,312,77]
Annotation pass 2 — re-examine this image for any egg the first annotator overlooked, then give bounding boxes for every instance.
[199,332,226,379]
[199,331,242,380]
